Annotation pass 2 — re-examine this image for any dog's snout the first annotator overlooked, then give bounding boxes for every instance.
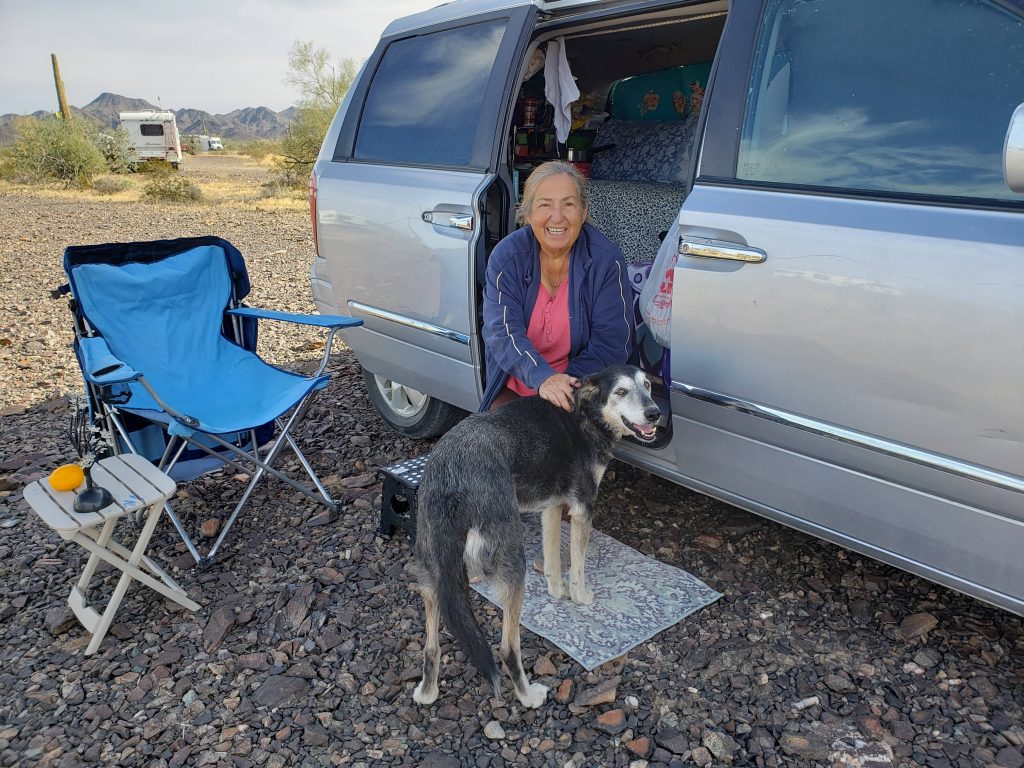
[644,405,661,424]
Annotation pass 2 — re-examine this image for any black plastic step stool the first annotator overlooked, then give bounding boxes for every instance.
[378,454,430,543]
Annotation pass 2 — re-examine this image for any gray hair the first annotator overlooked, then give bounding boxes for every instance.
[515,160,591,226]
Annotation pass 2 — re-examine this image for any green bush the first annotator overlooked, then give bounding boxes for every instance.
[142,174,201,203]
[91,176,130,195]
[137,159,175,175]
[1,116,106,188]
[97,127,137,174]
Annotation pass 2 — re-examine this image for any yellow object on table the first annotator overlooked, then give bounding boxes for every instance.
[48,464,85,492]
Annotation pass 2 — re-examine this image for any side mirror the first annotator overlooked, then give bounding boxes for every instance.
[1004,103,1024,193]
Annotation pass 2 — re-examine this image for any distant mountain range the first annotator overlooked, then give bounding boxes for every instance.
[0,92,297,145]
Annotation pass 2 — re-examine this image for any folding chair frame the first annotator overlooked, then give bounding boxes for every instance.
[63,237,362,568]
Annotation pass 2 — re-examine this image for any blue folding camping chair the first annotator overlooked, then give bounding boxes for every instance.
[60,236,362,567]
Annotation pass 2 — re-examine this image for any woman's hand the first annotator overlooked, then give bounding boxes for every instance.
[538,373,578,412]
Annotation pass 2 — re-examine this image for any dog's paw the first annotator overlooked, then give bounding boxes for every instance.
[517,682,549,709]
[545,575,564,599]
[412,681,438,706]
[569,583,594,606]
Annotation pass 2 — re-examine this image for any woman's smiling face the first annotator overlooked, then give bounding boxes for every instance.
[526,173,586,257]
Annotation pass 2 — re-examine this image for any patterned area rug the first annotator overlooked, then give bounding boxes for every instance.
[472,522,721,670]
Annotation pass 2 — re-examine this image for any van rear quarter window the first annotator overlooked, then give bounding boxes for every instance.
[354,20,506,167]
[738,0,1024,202]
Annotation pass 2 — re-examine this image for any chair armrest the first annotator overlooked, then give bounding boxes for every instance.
[226,307,363,329]
[79,337,140,385]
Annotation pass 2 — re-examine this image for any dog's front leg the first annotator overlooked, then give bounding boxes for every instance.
[541,505,564,599]
[568,509,594,605]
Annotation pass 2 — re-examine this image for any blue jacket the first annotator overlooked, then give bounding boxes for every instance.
[481,223,634,411]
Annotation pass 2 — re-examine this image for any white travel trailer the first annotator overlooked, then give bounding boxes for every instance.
[118,110,182,168]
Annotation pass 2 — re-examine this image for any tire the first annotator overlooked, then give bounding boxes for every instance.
[361,367,466,438]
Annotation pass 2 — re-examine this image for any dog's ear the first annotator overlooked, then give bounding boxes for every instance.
[573,376,600,411]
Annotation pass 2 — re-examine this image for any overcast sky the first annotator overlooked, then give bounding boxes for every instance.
[0,0,440,115]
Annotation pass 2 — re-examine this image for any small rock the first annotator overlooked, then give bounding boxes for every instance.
[594,709,626,735]
[573,676,619,707]
[995,747,1024,768]
[625,736,651,757]
[900,612,938,639]
[694,533,724,550]
[43,607,77,636]
[200,518,220,538]
[690,746,713,766]
[252,676,309,708]
[703,730,739,760]
[484,721,505,740]
[534,656,558,676]
[779,732,830,760]
[203,607,236,651]
[793,695,820,710]
[555,679,573,704]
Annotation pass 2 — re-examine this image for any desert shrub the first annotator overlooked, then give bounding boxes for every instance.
[142,174,201,203]
[267,157,309,190]
[97,127,137,174]
[3,116,106,187]
[137,159,175,175]
[237,140,282,160]
[91,176,130,195]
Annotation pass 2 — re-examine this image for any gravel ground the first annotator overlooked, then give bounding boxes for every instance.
[0,172,1022,768]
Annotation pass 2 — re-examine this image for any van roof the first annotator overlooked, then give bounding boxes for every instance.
[383,0,627,37]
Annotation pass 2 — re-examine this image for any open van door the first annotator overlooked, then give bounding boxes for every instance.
[666,0,1024,614]
[312,6,537,435]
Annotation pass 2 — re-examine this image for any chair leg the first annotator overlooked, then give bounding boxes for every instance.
[282,430,334,506]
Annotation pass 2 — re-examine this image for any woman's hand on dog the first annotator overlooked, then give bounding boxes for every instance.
[539,373,578,412]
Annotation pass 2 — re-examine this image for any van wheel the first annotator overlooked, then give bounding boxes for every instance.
[361,368,465,438]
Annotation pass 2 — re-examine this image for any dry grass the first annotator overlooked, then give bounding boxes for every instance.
[0,152,307,210]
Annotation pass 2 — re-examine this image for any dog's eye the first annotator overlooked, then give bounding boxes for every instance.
[615,388,627,397]
[643,380,651,391]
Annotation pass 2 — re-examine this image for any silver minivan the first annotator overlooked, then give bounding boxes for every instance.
[310,0,1024,615]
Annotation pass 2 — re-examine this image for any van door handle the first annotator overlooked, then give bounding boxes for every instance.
[679,237,766,263]
[422,211,474,231]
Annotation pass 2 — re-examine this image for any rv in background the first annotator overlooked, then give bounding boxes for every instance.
[192,135,224,152]
[118,110,182,168]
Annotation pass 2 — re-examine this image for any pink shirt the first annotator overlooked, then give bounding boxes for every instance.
[508,281,571,396]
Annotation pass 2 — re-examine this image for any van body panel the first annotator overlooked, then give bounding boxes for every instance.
[669,167,1024,617]
[312,164,488,409]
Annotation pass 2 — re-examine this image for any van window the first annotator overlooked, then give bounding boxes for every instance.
[737,0,1024,202]
[354,20,506,167]
[140,124,164,137]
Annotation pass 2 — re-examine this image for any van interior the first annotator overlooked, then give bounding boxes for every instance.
[479,2,728,434]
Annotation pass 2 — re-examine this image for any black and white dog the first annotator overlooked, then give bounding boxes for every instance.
[411,364,660,708]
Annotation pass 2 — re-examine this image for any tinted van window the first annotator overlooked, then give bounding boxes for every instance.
[354,20,506,167]
[738,0,1024,202]
[140,124,164,137]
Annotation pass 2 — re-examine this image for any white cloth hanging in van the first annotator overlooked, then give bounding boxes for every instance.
[544,37,579,144]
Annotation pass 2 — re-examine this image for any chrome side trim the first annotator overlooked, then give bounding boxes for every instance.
[348,301,470,345]
[672,380,1024,494]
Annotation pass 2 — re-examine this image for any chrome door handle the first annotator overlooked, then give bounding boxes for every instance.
[422,211,474,231]
[679,237,766,263]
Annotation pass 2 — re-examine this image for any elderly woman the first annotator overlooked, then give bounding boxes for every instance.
[481,160,634,412]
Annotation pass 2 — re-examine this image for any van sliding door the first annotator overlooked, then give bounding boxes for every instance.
[314,6,536,414]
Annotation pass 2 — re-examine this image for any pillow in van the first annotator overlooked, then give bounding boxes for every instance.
[607,62,712,121]
[590,117,698,184]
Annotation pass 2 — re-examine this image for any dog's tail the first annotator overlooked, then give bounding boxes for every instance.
[436,561,500,695]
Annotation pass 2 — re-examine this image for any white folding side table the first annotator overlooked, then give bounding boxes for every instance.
[24,454,200,655]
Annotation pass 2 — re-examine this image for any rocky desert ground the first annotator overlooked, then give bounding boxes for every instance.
[0,155,1021,768]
